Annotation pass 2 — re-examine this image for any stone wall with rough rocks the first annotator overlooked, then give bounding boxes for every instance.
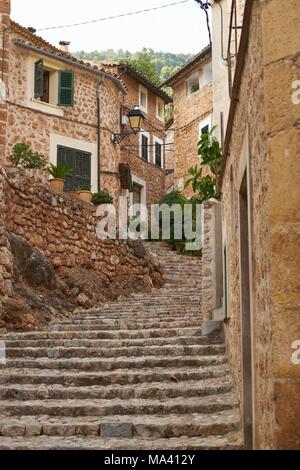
[0,166,163,330]
[0,1,11,164]
[0,167,14,311]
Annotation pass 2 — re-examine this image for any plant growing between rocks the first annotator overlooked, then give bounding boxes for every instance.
[10,143,46,170]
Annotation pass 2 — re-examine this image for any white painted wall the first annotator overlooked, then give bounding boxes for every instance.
[211,0,246,143]
[211,0,232,143]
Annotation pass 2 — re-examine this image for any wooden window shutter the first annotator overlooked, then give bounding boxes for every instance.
[155,142,162,168]
[141,135,149,161]
[58,70,74,107]
[119,163,133,192]
[34,60,44,99]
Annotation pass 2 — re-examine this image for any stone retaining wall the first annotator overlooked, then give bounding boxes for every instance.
[0,166,162,321]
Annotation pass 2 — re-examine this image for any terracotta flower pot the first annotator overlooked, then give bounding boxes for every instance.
[78,191,92,203]
[49,178,65,193]
[68,190,79,198]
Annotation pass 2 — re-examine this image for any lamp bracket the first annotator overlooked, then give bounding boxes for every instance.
[112,131,137,146]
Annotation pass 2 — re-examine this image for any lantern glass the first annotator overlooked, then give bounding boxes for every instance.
[128,106,145,133]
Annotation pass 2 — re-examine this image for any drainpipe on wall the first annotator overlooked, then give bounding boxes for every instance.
[96,79,103,192]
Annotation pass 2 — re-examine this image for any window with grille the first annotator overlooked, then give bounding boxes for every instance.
[155,142,162,168]
[141,134,149,162]
[57,145,91,191]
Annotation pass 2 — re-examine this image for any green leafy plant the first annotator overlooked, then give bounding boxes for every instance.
[79,184,92,192]
[149,191,201,256]
[185,126,222,203]
[10,143,47,170]
[91,190,113,206]
[47,163,73,179]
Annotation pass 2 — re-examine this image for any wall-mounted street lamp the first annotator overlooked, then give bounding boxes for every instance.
[112,105,145,145]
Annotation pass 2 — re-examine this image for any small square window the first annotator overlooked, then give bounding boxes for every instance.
[187,72,200,96]
[139,85,148,113]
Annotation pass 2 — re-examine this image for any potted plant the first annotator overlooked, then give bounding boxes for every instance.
[91,190,113,207]
[47,163,73,193]
[78,184,92,203]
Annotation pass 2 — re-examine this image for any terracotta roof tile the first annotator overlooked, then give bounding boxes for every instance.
[10,20,127,92]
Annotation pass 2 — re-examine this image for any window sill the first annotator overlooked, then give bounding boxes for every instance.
[29,98,64,117]
[139,105,148,115]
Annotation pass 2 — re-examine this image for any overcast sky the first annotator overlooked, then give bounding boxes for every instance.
[11,0,210,54]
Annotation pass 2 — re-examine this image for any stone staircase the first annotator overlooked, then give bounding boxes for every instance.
[0,242,242,450]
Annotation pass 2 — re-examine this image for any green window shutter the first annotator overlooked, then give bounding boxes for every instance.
[58,70,74,107]
[34,60,44,99]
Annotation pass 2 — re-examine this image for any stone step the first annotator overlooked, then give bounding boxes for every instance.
[43,319,202,332]
[78,308,201,316]
[0,393,237,418]
[3,335,216,349]
[72,313,202,321]
[0,376,233,401]
[0,409,239,439]
[2,354,227,372]
[0,364,230,387]
[5,344,225,359]
[0,432,243,450]
[0,241,241,450]
[2,326,202,341]
[100,299,201,305]
[82,307,202,315]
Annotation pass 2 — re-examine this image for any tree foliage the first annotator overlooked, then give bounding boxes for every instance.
[74,48,193,83]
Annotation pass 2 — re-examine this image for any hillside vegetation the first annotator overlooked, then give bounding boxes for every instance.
[74,48,193,84]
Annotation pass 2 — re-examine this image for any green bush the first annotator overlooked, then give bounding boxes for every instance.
[47,163,73,179]
[91,190,113,206]
[10,143,47,170]
[150,191,201,256]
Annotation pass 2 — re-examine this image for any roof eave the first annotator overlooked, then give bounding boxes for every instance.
[13,40,127,95]
[121,64,173,104]
[161,45,212,88]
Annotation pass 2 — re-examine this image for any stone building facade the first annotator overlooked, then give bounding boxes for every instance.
[98,61,172,218]
[162,47,213,196]
[0,2,164,325]
[4,21,126,202]
[210,0,300,450]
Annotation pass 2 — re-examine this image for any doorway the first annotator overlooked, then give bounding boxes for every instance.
[239,170,253,449]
